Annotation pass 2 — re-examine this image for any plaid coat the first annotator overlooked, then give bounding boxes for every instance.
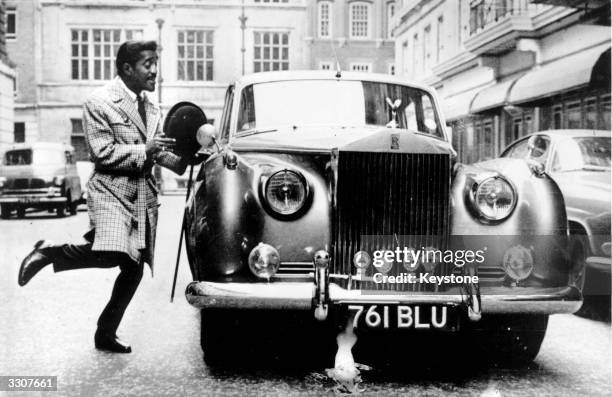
[83,78,186,269]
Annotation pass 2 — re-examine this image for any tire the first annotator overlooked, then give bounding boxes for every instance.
[56,205,65,218]
[570,233,590,317]
[471,314,548,367]
[200,309,242,366]
[0,205,11,219]
[16,206,26,218]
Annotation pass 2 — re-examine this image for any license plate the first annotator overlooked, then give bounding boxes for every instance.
[346,304,459,331]
[18,197,40,204]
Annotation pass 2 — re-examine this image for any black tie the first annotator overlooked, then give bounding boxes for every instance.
[137,95,147,128]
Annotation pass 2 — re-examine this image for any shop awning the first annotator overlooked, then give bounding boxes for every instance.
[440,89,479,121]
[470,79,517,113]
[509,43,611,104]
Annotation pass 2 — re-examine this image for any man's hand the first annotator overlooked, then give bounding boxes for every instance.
[145,134,176,159]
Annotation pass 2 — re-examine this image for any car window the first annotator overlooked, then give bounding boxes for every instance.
[219,85,234,143]
[574,137,611,168]
[235,80,443,137]
[34,149,65,165]
[3,149,32,165]
[551,137,611,171]
[502,139,530,159]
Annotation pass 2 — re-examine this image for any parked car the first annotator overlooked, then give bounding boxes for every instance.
[500,130,611,316]
[0,142,82,218]
[174,71,581,367]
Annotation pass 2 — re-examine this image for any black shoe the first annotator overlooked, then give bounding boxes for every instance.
[18,240,54,286]
[94,329,132,353]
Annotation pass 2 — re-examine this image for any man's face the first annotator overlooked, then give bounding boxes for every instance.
[125,50,158,92]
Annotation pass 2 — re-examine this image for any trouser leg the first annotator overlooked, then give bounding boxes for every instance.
[42,243,144,335]
[97,259,144,335]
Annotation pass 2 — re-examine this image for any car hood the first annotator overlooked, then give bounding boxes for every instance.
[552,170,611,217]
[230,126,453,155]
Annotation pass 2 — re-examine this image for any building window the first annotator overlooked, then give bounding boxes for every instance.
[254,32,289,72]
[350,2,371,39]
[565,101,581,129]
[13,122,25,143]
[254,0,289,3]
[423,25,432,71]
[318,1,332,38]
[585,97,597,129]
[413,33,420,74]
[401,41,409,76]
[350,63,371,72]
[436,15,444,63]
[552,104,563,129]
[387,1,396,39]
[6,8,16,39]
[71,29,144,81]
[92,29,121,80]
[320,61,333,70]
[177,30,214,81]
[70,119,89,162]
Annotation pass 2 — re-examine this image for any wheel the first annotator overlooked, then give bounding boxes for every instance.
[0,205,11,219]
[56,205,65,218]
[16,206,26,218]
[200,309,242,366]
[471,314,548,367]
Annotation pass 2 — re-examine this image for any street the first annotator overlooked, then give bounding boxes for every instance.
[1,196,611,396]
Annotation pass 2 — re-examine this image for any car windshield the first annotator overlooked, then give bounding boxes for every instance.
[236,80,443,138]
[552,136,611,171]
[3,149,64,166]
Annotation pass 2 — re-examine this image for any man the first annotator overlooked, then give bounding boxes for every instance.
[18,41,187,353]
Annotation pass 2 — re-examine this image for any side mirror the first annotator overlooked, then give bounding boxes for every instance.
[527,135,548,160]
[163,101,208,160]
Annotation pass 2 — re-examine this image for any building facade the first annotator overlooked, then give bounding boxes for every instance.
[6,0,310,160]
[0,0,15,149]
[305,0,396,73]
[393,0,611,164]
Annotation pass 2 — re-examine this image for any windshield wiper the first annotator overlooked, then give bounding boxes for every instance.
[237,128,278,138]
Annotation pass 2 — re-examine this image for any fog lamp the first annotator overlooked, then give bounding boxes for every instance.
[248,243,280,280]
[601,242,611,257]
[0,176,5,189]
[502,245,534,281]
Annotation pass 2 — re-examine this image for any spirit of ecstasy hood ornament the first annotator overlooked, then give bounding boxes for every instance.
[385,97,402,128]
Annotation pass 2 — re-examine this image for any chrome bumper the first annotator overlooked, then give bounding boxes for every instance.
[0,196,66,204]
[185,281,582,315]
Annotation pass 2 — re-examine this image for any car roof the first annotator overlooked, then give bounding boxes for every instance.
[235,70,435,92]
[3,142,75,151]
[530,129,610,139]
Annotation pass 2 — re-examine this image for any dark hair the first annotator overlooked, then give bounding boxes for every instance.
[115,40,157,77]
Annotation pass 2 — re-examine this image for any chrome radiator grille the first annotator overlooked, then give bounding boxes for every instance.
[331,151,452,291]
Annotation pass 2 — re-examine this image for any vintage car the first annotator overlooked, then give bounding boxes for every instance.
[500,130,611,316]
[0,142,82,218]
[174,71,581,367]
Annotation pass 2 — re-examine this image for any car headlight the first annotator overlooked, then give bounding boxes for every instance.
[472,176,517,221]
[263,169,309,217]
[0,176,5,189]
